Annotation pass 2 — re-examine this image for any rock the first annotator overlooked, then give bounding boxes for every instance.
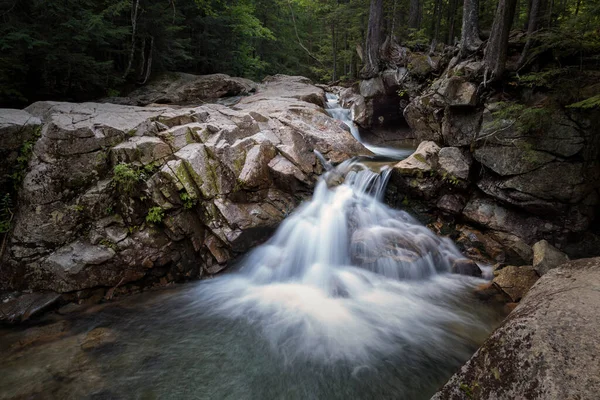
[477,104,585,158]
[437,146,471,180]
[1,74,371,301]
[359,77,385,98]
[80,327,118,351]
[0,109,42,187]
[473,146,555,176]
[110,136,172,166]
[9,320,69,349]
[0,292,61,323]
[488,231,534,265]
[500,162,589,204]
[105,72,257,106]
[440,77,478,107]
[433,257,600,400]
[393,141,440,175]
[462,197,557,241]
[451,258,482,277]
[403,95,444,143]
[532,240,569,276]
[436,194,466,214]
[441,108,482,146]
[492,265,539,302]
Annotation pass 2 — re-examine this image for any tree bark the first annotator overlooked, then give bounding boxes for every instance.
[408,0,421,30]
[446,0,459,44]
[518,0,547,68]
[460,0,482,54]
[332,23,337,81]
[123,0,140,79]
[483,0,518,81]
[361,0,384,78]
[432,0,443,43]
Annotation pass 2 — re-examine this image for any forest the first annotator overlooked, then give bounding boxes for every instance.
[1,0,598,107]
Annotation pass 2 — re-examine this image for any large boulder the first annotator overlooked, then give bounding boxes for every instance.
[104,72,257,106]
[432,257,600,400]
[1,75,370,295]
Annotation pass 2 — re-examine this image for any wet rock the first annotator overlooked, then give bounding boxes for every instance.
[80,327,118,351]
[0,292,61,323]
[532,240,569,276]
[393,141,440,175]
[492,265,539,302]
[451,258,482,277]
[433,257,600,400]
[437,146,471,180]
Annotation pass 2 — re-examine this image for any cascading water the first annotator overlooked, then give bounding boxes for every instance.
[193,159,496,370]
[325,93,413,159]
[0,101,503,400]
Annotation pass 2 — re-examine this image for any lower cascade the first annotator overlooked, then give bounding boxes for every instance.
[0,156,502,400]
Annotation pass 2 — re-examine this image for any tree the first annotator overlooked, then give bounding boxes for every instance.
[460,0,483,54]
[484,0,518,81]
[408,0,421,30]
[517,0,548,68]
[361,0,384,78]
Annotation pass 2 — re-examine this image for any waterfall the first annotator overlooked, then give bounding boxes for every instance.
[194,158,492,365]
[325,93,413,159]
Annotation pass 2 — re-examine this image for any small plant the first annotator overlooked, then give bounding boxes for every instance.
[71,204,85,213]
[113,163,140,194]
[179,191,196,209]
[146,207,164,224]
[99,239,118,251]
[105,206,114,215]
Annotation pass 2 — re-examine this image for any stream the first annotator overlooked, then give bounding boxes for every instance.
[0,97,504,400]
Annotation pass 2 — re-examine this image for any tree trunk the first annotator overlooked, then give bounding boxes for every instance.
[446,0,459,44]
[332,23,337,82]
[123,0,140,79]
[460,0,482,54]
[432,0,443,43]
[408,0,420,30]
[483,0,518,81]
[361,0,384,78]
[518,0,547,68]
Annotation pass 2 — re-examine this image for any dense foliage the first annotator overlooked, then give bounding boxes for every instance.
[0,0,598,107]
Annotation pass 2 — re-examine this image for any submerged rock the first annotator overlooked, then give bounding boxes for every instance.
[433,257,600,400]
